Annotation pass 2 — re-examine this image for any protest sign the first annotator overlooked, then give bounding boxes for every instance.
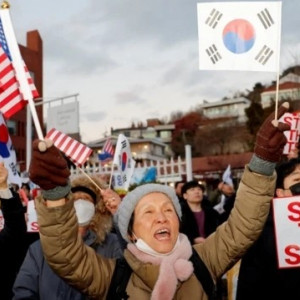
[279,112,300,154]
[273,195,300,268]
[0,200,39,232]
[26,200,39,232]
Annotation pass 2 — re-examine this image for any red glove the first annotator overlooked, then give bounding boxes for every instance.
[29,139,70,190]
[254,102,290,163]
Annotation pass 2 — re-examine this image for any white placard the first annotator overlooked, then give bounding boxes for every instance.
[0,200,39,232]
[26,200,39,232]
[273,196,300,268]
[279,112,300,154]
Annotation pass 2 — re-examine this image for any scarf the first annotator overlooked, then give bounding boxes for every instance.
[127,233,194,300]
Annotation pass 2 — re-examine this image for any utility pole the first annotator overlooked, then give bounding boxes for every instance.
[185,144,193,181]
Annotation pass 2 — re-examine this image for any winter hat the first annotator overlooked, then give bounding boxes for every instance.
[115,183,182,242]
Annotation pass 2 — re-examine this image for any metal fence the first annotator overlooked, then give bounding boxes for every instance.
[70,156,187,183]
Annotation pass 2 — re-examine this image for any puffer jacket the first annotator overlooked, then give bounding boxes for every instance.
[13,230,122,299]
[35,166,275,300]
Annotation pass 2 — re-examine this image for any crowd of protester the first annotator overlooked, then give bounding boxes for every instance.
[2,102,300,299]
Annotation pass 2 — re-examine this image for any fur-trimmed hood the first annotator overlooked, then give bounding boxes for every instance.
[71,175,113,244]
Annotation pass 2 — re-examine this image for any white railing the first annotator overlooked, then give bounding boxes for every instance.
[70,156,186,183]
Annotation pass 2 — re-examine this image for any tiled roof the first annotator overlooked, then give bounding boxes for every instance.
[263,81,300,92]
[192,152,253,174]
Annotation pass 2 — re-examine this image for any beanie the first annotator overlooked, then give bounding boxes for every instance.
[115,183,182,243]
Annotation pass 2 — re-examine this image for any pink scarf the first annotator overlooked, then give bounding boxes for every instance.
[127,233,194,300]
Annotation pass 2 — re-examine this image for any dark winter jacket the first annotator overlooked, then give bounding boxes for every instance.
[13,229,122,300]
[236,206,300,300]
[0,191,27,300]
[180,198,220,244]
[219,193,236,224]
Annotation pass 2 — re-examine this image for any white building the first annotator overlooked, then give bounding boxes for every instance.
[199,97,250,123]
[88,135,168,164]
[261,74,300,108]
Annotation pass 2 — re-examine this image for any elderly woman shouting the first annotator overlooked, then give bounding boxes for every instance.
[29,103,290,300]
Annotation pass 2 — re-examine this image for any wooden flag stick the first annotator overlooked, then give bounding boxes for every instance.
[274,72,280,121]
[78,167,103,192]
[108,168,113,189]
[274,13,282,121]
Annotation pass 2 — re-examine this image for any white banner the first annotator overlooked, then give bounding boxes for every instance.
[273,196,300,268]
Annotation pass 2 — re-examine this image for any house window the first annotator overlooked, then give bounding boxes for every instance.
[6,120,17,135]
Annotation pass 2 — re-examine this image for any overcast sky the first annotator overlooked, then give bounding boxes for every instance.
[10,0,300,143]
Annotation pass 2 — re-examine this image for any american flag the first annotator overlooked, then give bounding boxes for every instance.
[45,128,93,167]
[0,9,39,119]
[98,138,114,164]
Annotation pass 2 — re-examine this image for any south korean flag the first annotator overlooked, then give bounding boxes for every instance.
[197,1,282,72]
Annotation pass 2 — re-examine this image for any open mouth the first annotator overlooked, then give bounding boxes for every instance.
[154,228,171,240]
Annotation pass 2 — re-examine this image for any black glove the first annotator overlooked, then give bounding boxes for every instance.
[29,139,71,200]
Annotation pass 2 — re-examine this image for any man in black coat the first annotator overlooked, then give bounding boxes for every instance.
[236,157,300,300]
[180,180,224,299]
[0,162,27,300]
[180,180,220,245]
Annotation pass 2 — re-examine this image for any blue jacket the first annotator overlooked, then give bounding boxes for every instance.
[13,230,122,300]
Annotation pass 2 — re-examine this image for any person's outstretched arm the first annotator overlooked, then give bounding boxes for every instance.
[29,139,115,298]
[195,102,291,279]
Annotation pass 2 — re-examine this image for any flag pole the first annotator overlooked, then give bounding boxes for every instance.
[78,166,103,192]
[274,70,280,121]
[1,1,44,140]
[108,168,113,189]
[274,2,282,121]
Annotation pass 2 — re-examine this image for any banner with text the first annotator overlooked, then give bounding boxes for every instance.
[279,112,300,154]
[273,195,300,268]
[0,200,39,232]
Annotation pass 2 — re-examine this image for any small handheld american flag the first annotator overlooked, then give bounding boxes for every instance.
[46,128,92,167]
[0,13,39,118]
[98,138,114,164]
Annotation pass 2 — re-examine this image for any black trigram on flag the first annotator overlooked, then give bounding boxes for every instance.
[205,44,222,64]
[205,8,223,29]
[121,140,127,149]
[257,8,275,29]
[127,158,132,168]
[255,45,274,65]
[122,174,127,183]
